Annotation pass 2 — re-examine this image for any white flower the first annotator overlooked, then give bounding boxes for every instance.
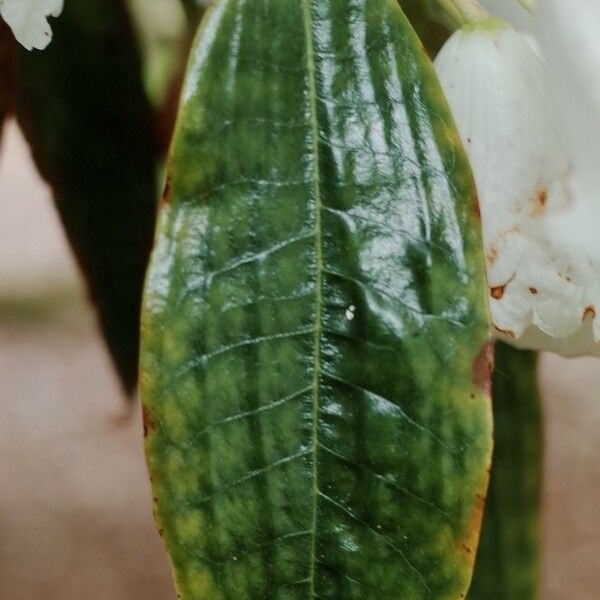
[435,12,600,357]
[0,0,64,51]
[479,0,534,31]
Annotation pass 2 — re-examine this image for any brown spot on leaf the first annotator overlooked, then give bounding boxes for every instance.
[529,287,538,295]
[473,340,495,396]
[472,194,481,219]
[142,406,155,437]
[159,177,172,208]
[584,306,596,321]
[457,481,490,568]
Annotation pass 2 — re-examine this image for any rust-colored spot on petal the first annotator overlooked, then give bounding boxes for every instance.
[490,285,505,300]
[142,406,155,438]
[537,189,547,206]
[486,246,498,266]
[490,274,515,300]
[583,305,596,321]
[500,224,520,239]
[494,325,517,339]
[529,287,538,295]
[531,188,548,216]
[473,340,495,396]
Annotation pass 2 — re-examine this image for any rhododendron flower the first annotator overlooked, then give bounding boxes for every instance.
[435,1,600,357]
[0,0,63,51]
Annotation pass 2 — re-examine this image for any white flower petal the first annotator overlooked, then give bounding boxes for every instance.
[478,0,535,32]
[435,22,600,357]
[0,0,64,51]
[537,0,600,244]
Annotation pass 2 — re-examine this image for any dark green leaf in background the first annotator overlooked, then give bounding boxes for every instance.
[156,2,208,155]
[141,0,493,598]
[11,0,158,393]
[0,22,12,142]
[180,0,207,33]
[469,343,543,599]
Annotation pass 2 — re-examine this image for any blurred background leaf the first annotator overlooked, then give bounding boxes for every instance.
[10,0,159,394]
[469,343,543,599]
[178,0,206,33]
[127,0,188,106]
[0,22,11,141]
[126,0,206,154]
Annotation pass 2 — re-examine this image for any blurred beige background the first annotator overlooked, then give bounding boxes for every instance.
[1,119,599,599]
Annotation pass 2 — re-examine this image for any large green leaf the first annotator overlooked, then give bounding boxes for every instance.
[0,69,5,142]
[141,1,492,598]
[12,0,157,393]
[469,343,543,599]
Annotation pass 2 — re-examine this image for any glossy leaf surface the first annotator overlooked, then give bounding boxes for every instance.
[469,343,542,599]
[13,0,157,392]
[142,1,492,597]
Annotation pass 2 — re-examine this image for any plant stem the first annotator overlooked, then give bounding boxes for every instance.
[434,0,488,29]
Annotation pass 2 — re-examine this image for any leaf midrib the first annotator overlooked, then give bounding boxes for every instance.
[301,0,323,597]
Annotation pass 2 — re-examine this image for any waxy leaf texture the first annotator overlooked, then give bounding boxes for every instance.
[141,1,492,597]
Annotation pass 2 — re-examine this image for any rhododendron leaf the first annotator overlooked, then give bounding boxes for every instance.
[470,343,542,599]
[13,0,157,392]
[141,1,493,598]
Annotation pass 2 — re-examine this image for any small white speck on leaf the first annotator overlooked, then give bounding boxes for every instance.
[345,305,356,321]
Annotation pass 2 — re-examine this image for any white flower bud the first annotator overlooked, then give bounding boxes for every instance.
[435,20,600,357]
